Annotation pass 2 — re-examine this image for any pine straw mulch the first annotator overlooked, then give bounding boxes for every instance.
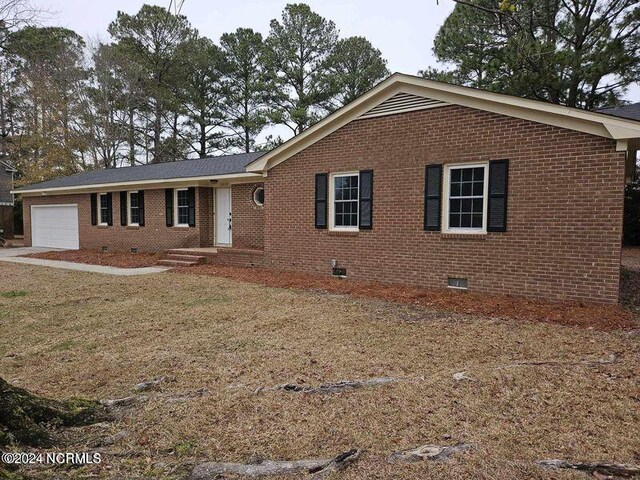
[23,250,161,268]
[175,264,639,331]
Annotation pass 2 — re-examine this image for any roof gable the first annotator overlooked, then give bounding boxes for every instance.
[246,73,640,173]
[358,92,448,119]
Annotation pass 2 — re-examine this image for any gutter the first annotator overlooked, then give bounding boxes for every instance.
[13,171,265,196]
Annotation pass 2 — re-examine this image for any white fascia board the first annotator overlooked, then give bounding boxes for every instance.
[13,172,264,196]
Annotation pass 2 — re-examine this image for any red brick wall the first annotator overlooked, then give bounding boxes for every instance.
[231,183,264,250]
[263,105,626,303]
[22,187,215,252]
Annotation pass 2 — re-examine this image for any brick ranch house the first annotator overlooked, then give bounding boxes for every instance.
[14,74,640,303]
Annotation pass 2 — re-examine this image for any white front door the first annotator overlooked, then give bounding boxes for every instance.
[215,188,232,246]
[31,205,80,249]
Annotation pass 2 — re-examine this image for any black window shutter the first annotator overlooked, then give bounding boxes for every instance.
[424,164,442,231]
[106,192,113,226]
[359,170,373,229]
[90,193,97,226]
[120,191,127,226]
[315,173,328,229]
[165,188,173,227]
[488,159,509,232]
[187,187,196,227]
[138,191,145,227]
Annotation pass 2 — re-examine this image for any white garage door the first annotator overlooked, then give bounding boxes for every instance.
[31,205,79,249]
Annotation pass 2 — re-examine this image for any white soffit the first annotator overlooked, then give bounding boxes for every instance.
[357,92,449,120]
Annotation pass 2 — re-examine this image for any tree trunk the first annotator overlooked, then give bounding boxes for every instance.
[0,376,110,447]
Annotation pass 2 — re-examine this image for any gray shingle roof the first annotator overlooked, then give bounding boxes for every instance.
[15,152,264,192]
[597,102,640,121]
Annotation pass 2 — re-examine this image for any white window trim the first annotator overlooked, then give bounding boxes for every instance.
[98,193,109,226]
[253,186,264,206]
[329,172,359,232]
[174,188,190,227]
[443,163,489,234]
[127,191,139,226]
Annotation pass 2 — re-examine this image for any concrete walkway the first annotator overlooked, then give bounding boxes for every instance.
[0,247,59,257]
[0,247,170,276]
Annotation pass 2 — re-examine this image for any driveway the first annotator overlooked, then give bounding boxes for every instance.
[0,247,59,257]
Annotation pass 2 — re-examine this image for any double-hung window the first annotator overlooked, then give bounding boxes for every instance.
[175,189,190,226]
[444,163,488,232]
[98,193,109,225]
[330,173,359,230]
[128,191,140,226]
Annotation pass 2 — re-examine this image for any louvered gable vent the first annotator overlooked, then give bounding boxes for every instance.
[359,92,448,120]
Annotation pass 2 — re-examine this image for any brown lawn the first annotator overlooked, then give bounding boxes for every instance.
[0,262,638,479]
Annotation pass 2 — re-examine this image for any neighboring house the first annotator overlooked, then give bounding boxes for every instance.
[0,159,16,240]
[13,74,640,303]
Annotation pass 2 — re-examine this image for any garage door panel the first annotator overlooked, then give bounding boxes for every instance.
[31,205,79,250]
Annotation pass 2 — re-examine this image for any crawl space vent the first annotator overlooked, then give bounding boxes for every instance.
[448,277,468,289]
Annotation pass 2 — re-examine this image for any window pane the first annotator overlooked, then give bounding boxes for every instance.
[333,175,359,228]
[448,166,485,229]
[177,190,189,207]
[178,207,189,225]
[130,193,138,209]
[130,209,140,224]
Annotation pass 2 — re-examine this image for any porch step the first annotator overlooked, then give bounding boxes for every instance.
[158,259,200,267]
[158,252,207,267]
[165,253,206,264]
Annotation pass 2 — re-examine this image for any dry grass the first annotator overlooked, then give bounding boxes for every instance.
[0,262,638,479]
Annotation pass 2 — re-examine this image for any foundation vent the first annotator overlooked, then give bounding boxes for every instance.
[448,277,468,289]
[359,92,448,120]
[332,267,347,277]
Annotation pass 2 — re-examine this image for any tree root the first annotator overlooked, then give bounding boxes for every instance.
[388,443,473,463]
[189,449,362,479]
[0,376,111,447]
[257,377,402,394]
[538,459,640,477]
[499,354,617,369]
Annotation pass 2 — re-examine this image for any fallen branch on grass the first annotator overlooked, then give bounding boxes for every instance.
[537,459,640,477]
[133,376,166,392]
[388,443,473,463]
[499,353,617,369]
[189,449,362,479]
[256,377,402,394]
[309,449,361,479]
